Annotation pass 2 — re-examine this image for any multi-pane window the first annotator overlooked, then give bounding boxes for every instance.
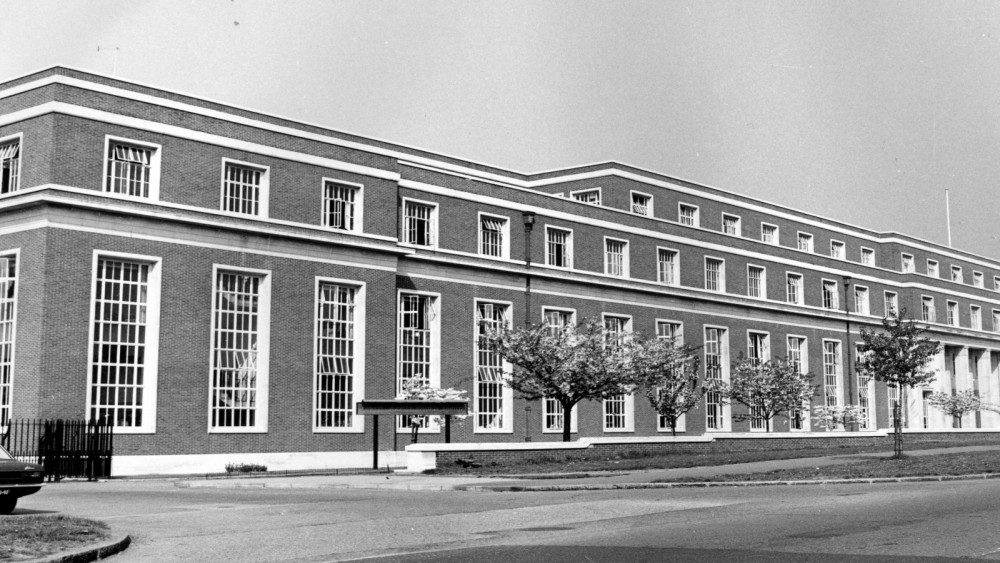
[211,271,266,429]
[657,249,678,285]
[884,292,898,316]
[679,204,699,226]
[947,301,958,326]
[323,181,359,231]
[403,200,436,247]
[106,142,153,197]
[398,293,437,428]
[543,308,574,337]
[546,227,572,268]
[922,296,936,322]
[704,327,726,430]
[927,260,939,277]
[631,192,652,216]
[901,253,914,273]
[971,305,982,330]
[822,280,839,310]
[543,308,576,433]
[479,215,508,258]
[603,316,631,431]
[830,240,845,259]
[604,239,628,277]
[315,283,357,430]
[856,345,873,430]
[823,341,841,410]
[787,336,807,430]
[854,286,870,315]
[476,302,509,431]
[786,273,803,305]
[705,258,724,292]
[89,259,152,428]
[0,140,20,194]
[888,382,900,417]
[951,266,963,283]
[747,266,765,299]
[797,233,813,252]
[222,162,266,216]
[0,257,15,428]
[722,214,741,236]
[657,321,681,341]
[860,247,875,266]
[974,271,984,288]
[572,189,601,204]
[747,332,769,430]
[761,223,778,245]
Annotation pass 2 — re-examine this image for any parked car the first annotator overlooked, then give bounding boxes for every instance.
[0,444,44,514]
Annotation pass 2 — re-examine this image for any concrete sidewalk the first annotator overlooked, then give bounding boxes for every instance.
[173,444,1000,491]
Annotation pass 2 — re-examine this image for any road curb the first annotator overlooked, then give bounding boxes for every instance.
[457,472,1000,492]
[20,535,131,563]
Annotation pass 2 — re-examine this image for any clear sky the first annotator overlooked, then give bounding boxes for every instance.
[2,1,999,258]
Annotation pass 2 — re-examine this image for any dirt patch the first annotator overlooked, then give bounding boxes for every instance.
[0,514,110,562]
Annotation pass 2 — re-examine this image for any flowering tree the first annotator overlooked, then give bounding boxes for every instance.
[812,405,866,431]
[720,356,815,433]
[395,381,469,441]
[631,336,703,436]
[928,390,981,428]
[484,317,636,442]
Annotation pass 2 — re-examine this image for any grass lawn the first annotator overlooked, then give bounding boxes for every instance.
[0,515,109,562]
[657,449,1000,483]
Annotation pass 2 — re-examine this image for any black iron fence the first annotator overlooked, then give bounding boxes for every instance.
[1,419,114,481]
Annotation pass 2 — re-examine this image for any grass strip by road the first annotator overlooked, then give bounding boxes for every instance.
[656,449,1000,483]
[0,515,109,562]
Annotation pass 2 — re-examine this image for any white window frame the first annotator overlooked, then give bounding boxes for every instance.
[396,290,442,432]
[477,212,511,259]
[854,285,870,315]
[0,133,23,195]
[901,253,914,273]
[971,305,982,331]
[630,190,653,216]
[312,277,366,433]
[400,197,439,248]
[220,158,269,217]
[474,299,514,433]
[321,178,363,233]
[678,203,699,227]
[951,265,964,283]
[541,306,576,332]
[786,272,803,305]
[974,271,984,288]
[85,251,162,434]
[747,331,770,432]
[822,339,843,426]
[947,300,959,327]
[830,240,845,260]
[655,319,685,432]
[796,232,814,253]
[604,236,630,278]
[786,335,810,432]
[656,246,679,286]
[994,276,1000,292]
[746,264,766,299]
[544,225,573,269]
[601,313,634,433]
[922,295,936,323]
[927,259,939,277]
[993,309,1000,333]
[760,222,779,245]
[570,187,602,205]
[860,247,875,266]
[0,249,19,430]
[102,135,162,201]
[541,307,579,434]
[821,278,840,310]
[884,291,898,316]
[703,325,731,432]
[722,213,741,237]
[207,264,271,433]
[704,256,725,293]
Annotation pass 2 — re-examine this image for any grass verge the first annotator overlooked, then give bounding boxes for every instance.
[0,515,110,562]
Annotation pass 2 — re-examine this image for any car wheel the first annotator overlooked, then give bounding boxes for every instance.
[0,497,16,515]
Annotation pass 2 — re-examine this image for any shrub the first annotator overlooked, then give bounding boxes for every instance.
[225,462,268,474]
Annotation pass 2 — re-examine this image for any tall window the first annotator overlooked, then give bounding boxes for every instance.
[679,204,699,226]
[822,280,839,309]
[747,332,769,430]
[476,302,510,431]
[704,327,726,430]
[479,215,508,258]
[657,249,678,285]
[402,200,436,247]
[974,271,984,288]
[787,337,807,430]
[927,260,939,277]
[0,139,20,194]
[722,214,741,236]
[315,283,358,430]
[323,181,359,231]
[211,271,268,429]
[705,258,724,292]
[860,247,875,266]
[884,291,898,316]
[995,277,1000,292]
[993,310,1000,333]
[922,296,936,322]
[797,233,813,252]
[786,273,803,305]
[603,316,632,431]
[856,345,873,430]
[823,341,841,411]
[106,142,153,198]
[747,266,765,299]
[631,192,651,216]
[398,293,438,428]
[542,308,576,433]
[971,305,982,330]
[572,189,600,204]
[0,257,15,428]
[761,224,778,245]
[546,227,572,268]
[854,286,870,315]
[951,266,963,283]
[222,161,266,216]
[605,239,628,277]
[947,301,958,326]
[830,240,845,259]
[901,254,914,273]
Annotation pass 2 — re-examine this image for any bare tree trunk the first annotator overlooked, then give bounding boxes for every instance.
[671,419,677,437]
[562,401,573,442]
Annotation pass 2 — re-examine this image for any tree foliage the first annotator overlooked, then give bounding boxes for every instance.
[630,336,703,436]
[928,390,981,428]
[484,317,635,442]
[720,356,815,432]
[856,310,941,390]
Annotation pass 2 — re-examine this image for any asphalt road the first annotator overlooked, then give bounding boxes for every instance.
[13,477,1000,562]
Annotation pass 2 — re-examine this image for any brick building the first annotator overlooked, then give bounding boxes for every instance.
[1,67,998,475]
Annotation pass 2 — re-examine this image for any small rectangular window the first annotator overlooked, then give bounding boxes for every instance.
[786,273,803,305]
[222,161,267,216]
[572,189,601,205]
[922,296,936,322]
[822,280,839,310]
[993,310,1000,332]
[947,301,958,326]
[0,139,21,194]
[901,253,914,273]
[951,266,963,283]
[657,321,682,341]
[995,276,1000,292]
[631,192,652,216]
[860,247,875,266]
[761,223,778,245]
[679,204,699,227]
[323,181,360,231]
[830,240,845,260]
[797,233,813,253]
[402,200,437,247]
[543,308,575,337]
[884,291,898,316]
[722,214,741,236]
[854,286,870,315]
[604,238,629,277]
[971,305,982,330]
[973,271,984,288]
[657,248,678,285]
[546,227,572,268]
[747,265,765,299]
[705,258,725,292]
[927,260,939,277]
[479,215,508,258]
[107,140,158,198]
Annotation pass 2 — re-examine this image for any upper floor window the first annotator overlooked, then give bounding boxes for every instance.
[822,280,839,310]
[657,248,678,285]
[884,291,898,316]
[922,296,936,322]
[543,308,575,337]
[797,233,813,253]
[747,265,765,299]
[971,305,982,330]
[951,265,963,283]
[830,240,845,260]
[973,271,984,288]
[106,139,160,199]
[657,321,681,341]
[323,181,360,232]
[995,276,1000,292]
[0,138,20,194]
[546,226,572,268]
[854,286,870,315]
[947,301,959,326]
[901,253,914,273]
[572,189,601,205]
[604,238,629,277]
[993,310,1000,332]
[631,192,652,216]
[786,273,803,305]
[761,223,778,245]
[479,215,509,258]
[927,260,939,277]
[722,214,741,236]
[678,204,699,227]
[402,199,437,247]
[222,160,268,216]
[747,332,770,365]
[705,258,725,292]
[860,247,875,266]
